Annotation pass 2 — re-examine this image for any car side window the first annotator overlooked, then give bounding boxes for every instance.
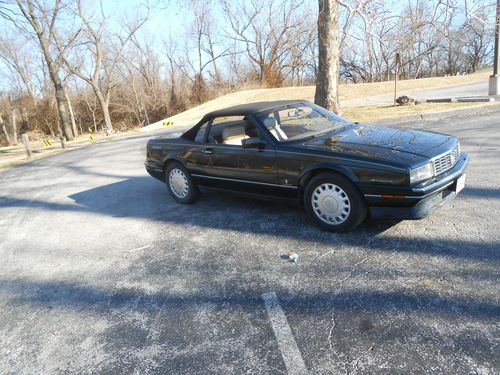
[207,116,262,146]
[194,121,209,143]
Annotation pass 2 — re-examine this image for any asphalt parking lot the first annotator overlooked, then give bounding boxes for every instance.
[0,107,499,374]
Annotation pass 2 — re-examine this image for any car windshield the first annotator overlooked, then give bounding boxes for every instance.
[255,102,351,142]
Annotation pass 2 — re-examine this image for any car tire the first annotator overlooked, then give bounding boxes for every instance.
[304,172,367,232]
[165,162,200,204]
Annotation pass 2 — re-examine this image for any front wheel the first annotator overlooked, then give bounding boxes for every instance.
[165,162,200,204]
[304,173,367,232]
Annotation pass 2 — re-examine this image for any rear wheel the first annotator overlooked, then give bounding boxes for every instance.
[304,172,367,232]
[165,162,199,204]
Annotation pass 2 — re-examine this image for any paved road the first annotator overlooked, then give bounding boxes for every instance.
[1,107,499,374]
[344,80,490,106]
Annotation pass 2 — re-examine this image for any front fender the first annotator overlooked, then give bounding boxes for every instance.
[299,163,359,186]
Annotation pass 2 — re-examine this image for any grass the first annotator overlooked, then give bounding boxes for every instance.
[338,69,491,100]
[342,102,500,123]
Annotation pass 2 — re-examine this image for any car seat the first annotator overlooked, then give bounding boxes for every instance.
[262,117,288,141]
[222,125,248,145]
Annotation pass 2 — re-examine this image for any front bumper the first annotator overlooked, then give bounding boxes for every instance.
[363,152,469,220]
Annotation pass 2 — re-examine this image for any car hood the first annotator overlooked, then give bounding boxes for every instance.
[297,124,456,166]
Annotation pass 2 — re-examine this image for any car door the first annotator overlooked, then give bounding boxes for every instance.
[183,120,213,176]
[202,117,280,194]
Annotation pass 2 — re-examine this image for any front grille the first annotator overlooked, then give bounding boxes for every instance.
[433,144,460,176]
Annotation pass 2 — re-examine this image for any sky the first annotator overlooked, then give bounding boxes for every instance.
[0,0,497,93]
[0,0,192,92]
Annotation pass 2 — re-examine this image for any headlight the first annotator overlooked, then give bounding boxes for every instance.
[410,162,434,184]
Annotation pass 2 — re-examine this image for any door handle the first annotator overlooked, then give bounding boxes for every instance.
[202,148,213,154]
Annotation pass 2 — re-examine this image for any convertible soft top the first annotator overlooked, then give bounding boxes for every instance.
[182,100,305,141]
[202,100,305,119]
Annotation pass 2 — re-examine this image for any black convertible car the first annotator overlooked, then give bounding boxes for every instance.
[145,100,468,231]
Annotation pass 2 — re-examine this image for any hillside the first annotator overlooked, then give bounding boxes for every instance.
[142,69,492,131]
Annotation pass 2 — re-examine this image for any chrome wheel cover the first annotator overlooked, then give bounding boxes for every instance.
[169,168,189,198]
[311,183,351,225]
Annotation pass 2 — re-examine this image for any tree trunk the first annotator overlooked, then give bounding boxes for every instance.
[16,0,74,140]
[94,87,113,135]
[20,107,30,134]
[101,101,113,135]
[447,38,453,75]
[63,85,78,137]
[0,113,12,146]
[90,109,97,132]
[33,30,74,140]
[11,110,17,145]
[314,0,339,114]
[8,97,18,145]
[45,119,56,138]
[53,81,74,141]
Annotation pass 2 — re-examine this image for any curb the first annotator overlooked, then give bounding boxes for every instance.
[376,103,500,125]
[421,97,495,104]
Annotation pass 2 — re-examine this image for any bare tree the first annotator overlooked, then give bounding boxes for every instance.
[163,36,184,113]
[462,4,494,72]
[0,34,38,98]
[222,0,305,87]
[315,0,339,113]
[60,0,149,135]
[129,37,169,123]
[14,0,76,140]
[282,5,317,85]
[190,0,224,81]
[171,1,232,103]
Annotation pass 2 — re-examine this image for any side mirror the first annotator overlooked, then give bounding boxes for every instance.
[242,137,266,149]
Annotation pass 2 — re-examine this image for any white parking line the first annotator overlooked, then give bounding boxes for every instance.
[262,292,308,375]
[127,244,152,252]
